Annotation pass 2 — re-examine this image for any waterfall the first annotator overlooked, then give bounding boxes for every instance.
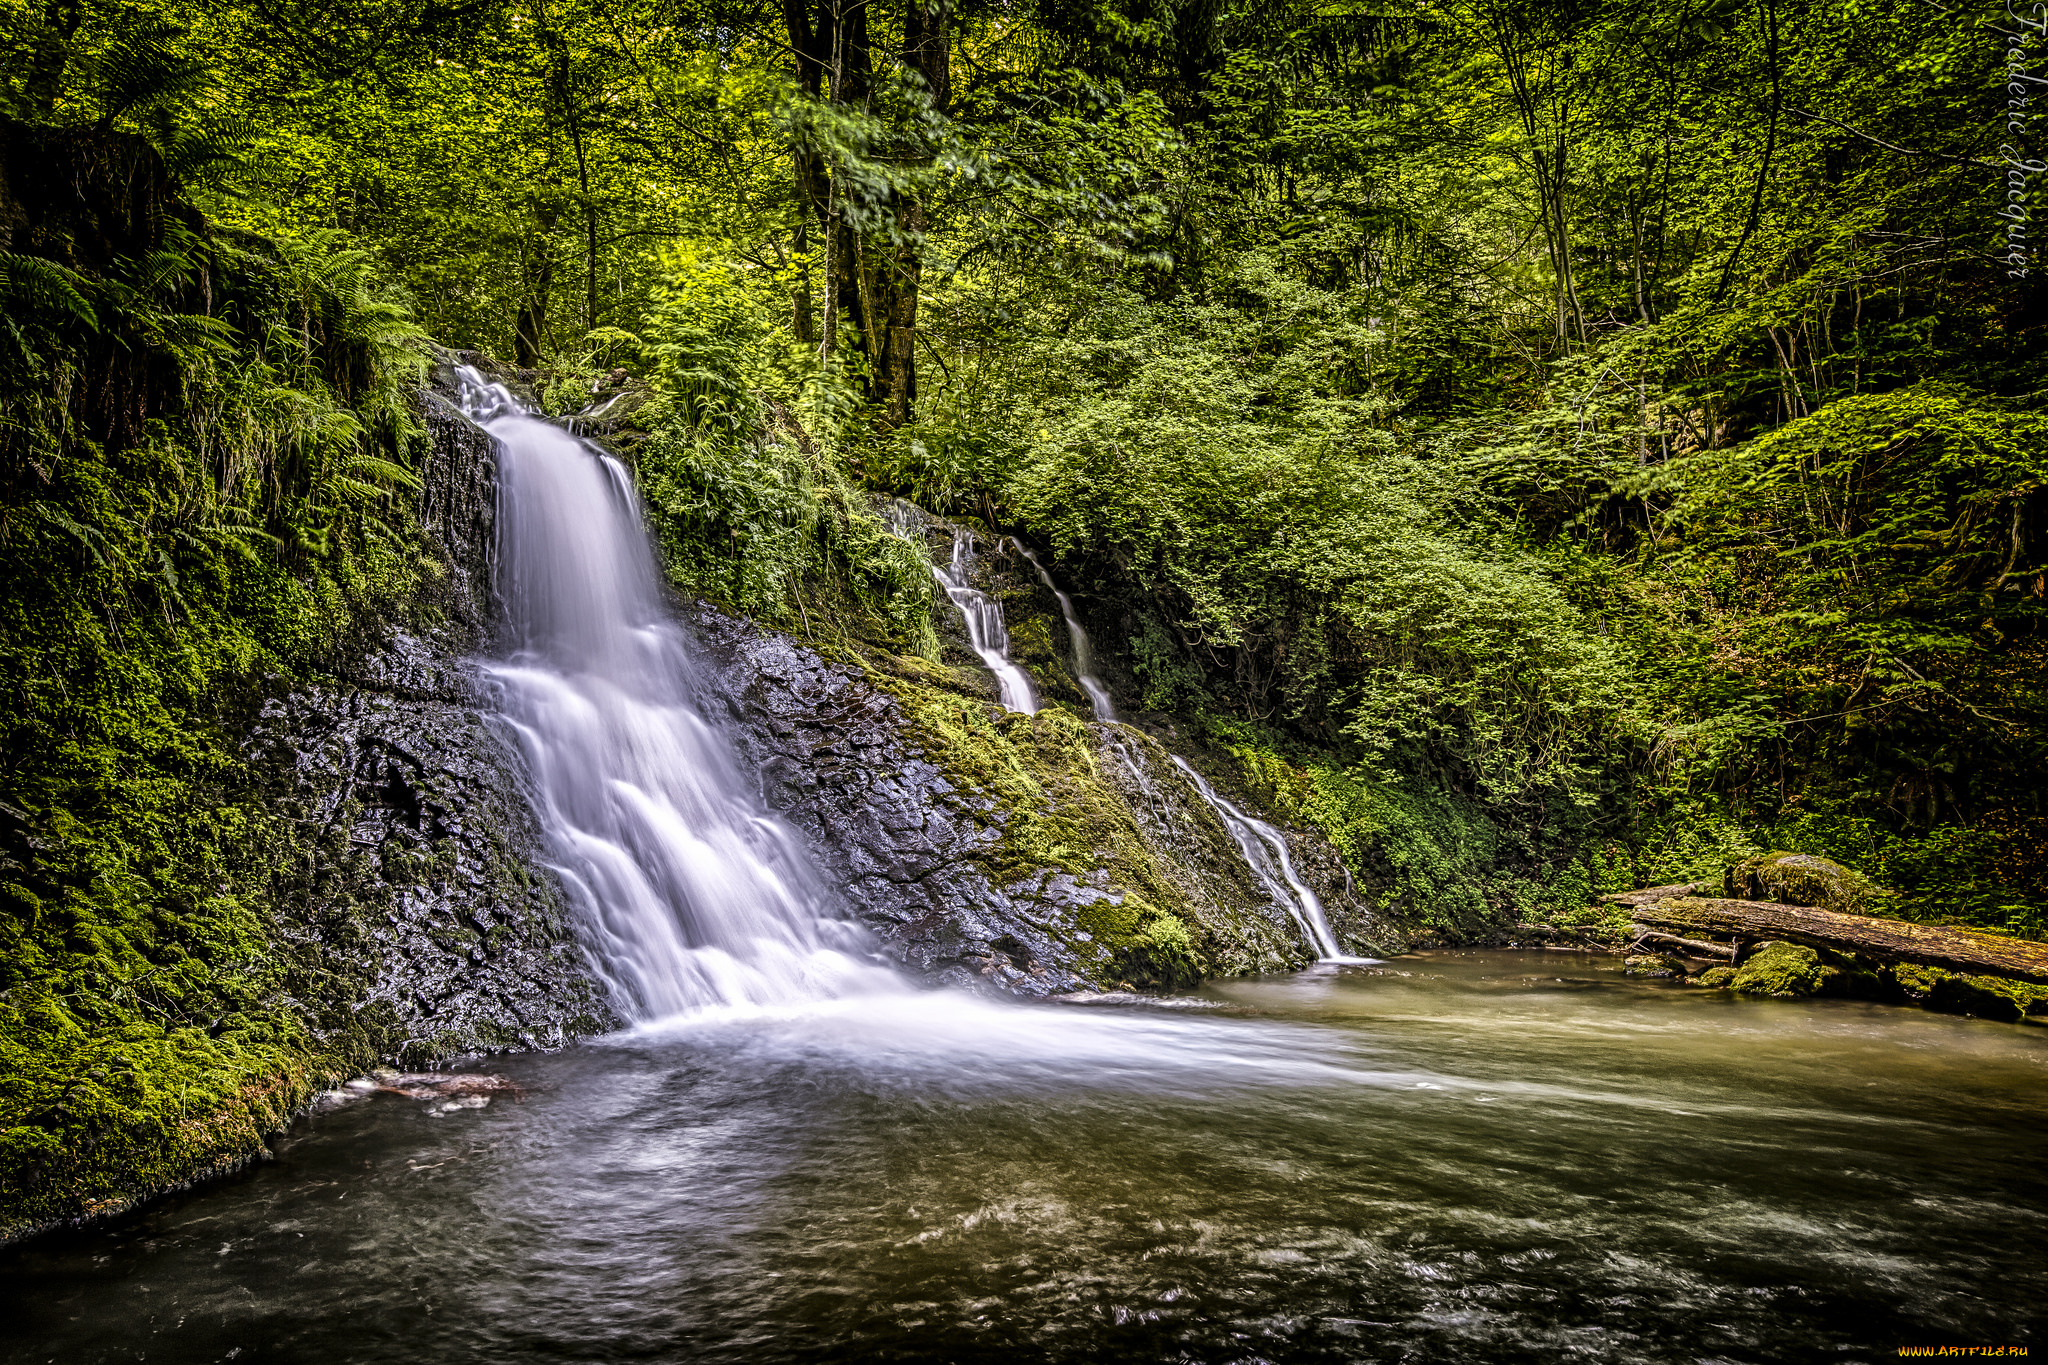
[459,369,895,1021]
[1006,534,1359,962]
[926,529,1038,714]
[1168,757,1352,961]
[1011,539,1116,722]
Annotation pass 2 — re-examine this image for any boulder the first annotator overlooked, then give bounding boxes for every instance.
[1729,941,1828,998]
[1724,851,1886,915]
[1895,964,2048,1022]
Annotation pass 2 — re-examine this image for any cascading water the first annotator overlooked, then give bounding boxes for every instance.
[1168,756,1353,961]
[459,369,895,1020]
[1007,534,1357,962]
[930,531,1038,714]
[1011,539,1116,722]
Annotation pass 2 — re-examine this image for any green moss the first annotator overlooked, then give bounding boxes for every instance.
[0,214,431,1237]
[1895,964,2045,1022]
[866,669,1210,987]
[1726,852,1890,916]
[1694,965,1737,989]
[1729,942,1828,998]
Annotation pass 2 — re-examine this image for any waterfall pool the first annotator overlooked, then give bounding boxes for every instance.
[6,952,2042,1362]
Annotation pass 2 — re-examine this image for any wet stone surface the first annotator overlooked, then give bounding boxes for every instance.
[237,376,616,1065]
[686,603,1106,997]
[682,601,1402,997]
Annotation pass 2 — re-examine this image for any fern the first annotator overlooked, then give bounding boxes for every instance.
[0,254,98,330]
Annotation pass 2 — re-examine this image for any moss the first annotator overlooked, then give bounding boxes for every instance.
[1895,964,2044,1022]
[1725,851,1890,915]
[1005,613,1084,708]
[864,667,1211,986]
[1729,942,1828,998]
[1076,892,1201,988]
[0,200,433,1237]
[1694,965,1737,989]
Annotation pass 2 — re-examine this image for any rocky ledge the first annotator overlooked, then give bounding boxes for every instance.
[688,597,1402,996]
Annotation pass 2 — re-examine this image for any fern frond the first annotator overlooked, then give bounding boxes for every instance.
[0,254,98,329]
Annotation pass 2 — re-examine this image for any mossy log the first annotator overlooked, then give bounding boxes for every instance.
[1603,882,1708,906]
[1633,897,2048,987]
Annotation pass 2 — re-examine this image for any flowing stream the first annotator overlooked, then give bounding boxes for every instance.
[9,404,2037,1362]
[931,531,1038,714]
[1011,535,1355,962]
[6,954,2043,1361]
[462,370,893,1019]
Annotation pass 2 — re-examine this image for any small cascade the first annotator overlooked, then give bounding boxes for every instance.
[1168,757,1355,962]
[906,518,1037,714]
[1011,539,1116,722]
[460,368,896,1021]
[1004,535,1359,961]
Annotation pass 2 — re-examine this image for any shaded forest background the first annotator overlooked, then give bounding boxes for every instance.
[3,0,2045,972]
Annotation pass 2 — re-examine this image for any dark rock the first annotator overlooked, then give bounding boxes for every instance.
[682,599,1402,995]
[238,363,616,1066]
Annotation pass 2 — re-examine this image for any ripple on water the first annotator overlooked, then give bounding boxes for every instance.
[3,952,2044,1364]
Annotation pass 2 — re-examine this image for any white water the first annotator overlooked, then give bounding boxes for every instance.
[459,369,895,1021]
[1168,756,1360,962]
[931,531,1038,714]
[1007,534,1359,962]
[1011,538,1116,722]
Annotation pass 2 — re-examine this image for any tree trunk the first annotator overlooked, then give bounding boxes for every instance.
[865,0,948,425]
[514,207,558,368]
[785,0,831,346]
[1631,896,2048,986]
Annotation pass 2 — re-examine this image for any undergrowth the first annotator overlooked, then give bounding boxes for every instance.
[0,127,429,1236]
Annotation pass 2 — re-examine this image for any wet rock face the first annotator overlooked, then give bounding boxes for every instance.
[414,384,500,639]
[245,685,615,1061]
[685,604,1105,996]
[682,601,1399,996]
[241,374,614,1064]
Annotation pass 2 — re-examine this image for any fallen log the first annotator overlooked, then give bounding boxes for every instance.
[1627,929,1735,960]
[1602,882,1707,907]
[1632,897,2048,987]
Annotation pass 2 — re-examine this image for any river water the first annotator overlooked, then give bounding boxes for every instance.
[5,953,2043,1363]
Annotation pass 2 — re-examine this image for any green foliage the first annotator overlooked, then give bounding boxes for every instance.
[0,130,429,1232]
[638,424,935,648]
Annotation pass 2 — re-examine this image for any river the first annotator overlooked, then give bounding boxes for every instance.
[5,951,2042,1362]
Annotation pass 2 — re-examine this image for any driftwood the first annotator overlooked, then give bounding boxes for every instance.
[1603,882,1708,907]
[1627,929,1735,960]
[1631,896,2048,987]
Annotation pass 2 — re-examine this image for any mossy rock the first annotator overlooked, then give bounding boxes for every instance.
[1729,942,1828,997]
[1724,852,1887,915]
[1895,963,2045,1022]
[1693,965,1737,989]
[1624,953,1683,977]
